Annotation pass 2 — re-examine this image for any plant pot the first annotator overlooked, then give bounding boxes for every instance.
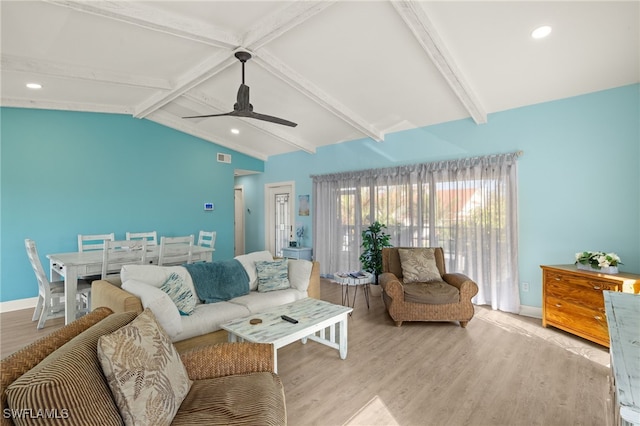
[576,263,618,274]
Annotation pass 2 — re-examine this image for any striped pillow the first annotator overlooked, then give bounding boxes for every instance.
[160,272,197,315]
[255,259,291,292]
[5,312,138,426]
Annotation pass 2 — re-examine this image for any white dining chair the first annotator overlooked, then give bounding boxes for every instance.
[102,239,148,281]
[125,231,158,246]
[197,230,216,249]
[77,233,115,252]
[158,235,195,266]
[25,239,92,329]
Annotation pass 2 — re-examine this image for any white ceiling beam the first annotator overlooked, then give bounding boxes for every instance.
[1,97,132,115]
[243,0,337,50]
[133,50,237,118]
[183,91,317,154]
[1,55,171,90]
[253,49,385,142]
[391,0,487,125]
[43,0,240,48]
[148,110,268,161]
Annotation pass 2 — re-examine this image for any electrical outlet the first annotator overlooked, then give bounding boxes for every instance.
[522,282,529,292]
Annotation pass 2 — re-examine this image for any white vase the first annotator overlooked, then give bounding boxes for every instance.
[576,263,618,274]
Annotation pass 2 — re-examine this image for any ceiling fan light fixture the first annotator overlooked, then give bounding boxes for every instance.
[26,82,42,89]
[531,25,552,39]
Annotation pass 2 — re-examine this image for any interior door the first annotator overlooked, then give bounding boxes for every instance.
[234,186,245,256]
[265,182,294,257]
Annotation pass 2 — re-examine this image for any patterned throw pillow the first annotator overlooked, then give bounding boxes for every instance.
[255,259,291,292]
[398,248,443,283]
[97,309,192,426]
[160,272,197,315]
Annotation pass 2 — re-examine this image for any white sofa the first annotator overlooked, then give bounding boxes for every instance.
[91,251,321,345]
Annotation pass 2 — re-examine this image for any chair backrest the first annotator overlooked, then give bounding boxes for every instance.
[158,235,194,266]
[381,247,446,279]
[24,239,51,298]
[77,233,115,252]
[197,230,216,249]
[125,231,157,246]
[102,240,148,279]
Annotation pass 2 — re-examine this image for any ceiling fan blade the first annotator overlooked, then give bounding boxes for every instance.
[183,112,233,119]
[245,111,298,127]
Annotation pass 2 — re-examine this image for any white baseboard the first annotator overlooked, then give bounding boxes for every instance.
[519,304,542,319]
[0,297,38,313]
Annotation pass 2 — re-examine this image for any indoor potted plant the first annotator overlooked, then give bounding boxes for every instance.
[359,221,392,285]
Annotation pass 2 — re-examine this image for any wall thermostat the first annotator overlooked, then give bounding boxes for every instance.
[204,202,214,211]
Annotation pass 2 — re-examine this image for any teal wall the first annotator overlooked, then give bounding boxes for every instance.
[0,108,263,302]
[238,84,640,308]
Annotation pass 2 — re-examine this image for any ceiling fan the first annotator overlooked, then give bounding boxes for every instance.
[183,51,297,127]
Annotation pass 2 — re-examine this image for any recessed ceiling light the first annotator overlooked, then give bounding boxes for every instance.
[531,26,552,39]
[230,128,240,135]
[26,83,42,89]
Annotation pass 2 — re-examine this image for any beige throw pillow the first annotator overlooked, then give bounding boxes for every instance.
[98,309,192,426]
[398,248,442,283]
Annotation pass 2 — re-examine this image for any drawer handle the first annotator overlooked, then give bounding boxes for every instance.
[554,277,561,281]
[593,285,601,290]
[555,303,562,307]
[594,315,602,320]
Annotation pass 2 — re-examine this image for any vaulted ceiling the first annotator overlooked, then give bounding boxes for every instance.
[2,1,638,160]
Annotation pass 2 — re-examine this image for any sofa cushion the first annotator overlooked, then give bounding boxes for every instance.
[98,309,192,426]
[173,302,251,342]
[256,259,290,292]
[230,288,305,314]
[122,279,183,338]
[171,372,286,425]
[403,282,460,304]
[5,311,138,426]
[288,259,313,292]
[121,265,199,304]
[160,272,197,316]
[398,248,443,283]
[234,250,275,291]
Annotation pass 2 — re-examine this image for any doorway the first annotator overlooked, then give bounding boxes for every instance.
[234,186,245,256]
[265,182,295,257]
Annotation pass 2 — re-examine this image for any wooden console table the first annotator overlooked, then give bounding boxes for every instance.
[541,264,640,347]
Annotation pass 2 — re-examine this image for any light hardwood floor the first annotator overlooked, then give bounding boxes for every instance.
[1,280,612,426]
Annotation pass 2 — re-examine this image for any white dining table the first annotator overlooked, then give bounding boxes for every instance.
[47,246,214,324]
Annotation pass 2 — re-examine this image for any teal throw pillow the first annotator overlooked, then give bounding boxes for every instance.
[255,259,290,292]
[160,272,197,316]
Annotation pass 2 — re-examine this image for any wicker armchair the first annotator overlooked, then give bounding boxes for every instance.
[379,247,478,328]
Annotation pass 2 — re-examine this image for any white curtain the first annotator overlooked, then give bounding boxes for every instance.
[312,152,520,313]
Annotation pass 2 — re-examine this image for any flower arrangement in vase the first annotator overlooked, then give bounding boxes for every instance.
[575,251,622,274]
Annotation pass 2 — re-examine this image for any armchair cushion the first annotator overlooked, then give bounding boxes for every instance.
[403,282,460,304]
[98,308,192,426]
[398,248,442,283]
[172,373,286,425]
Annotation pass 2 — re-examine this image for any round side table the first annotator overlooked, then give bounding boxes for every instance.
[333,271,373,312]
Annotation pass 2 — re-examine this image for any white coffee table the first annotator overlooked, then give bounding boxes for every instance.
[220,298,353,372]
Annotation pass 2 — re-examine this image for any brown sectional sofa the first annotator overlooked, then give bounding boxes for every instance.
[1,308,286,425]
